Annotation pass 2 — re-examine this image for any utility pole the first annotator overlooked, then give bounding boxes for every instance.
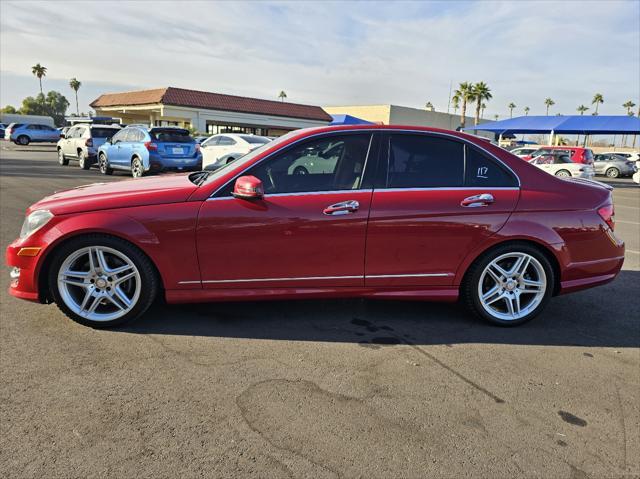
[446,79,452,115]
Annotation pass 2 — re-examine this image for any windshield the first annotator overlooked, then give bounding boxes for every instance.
[149,128,193,143]
[200,130,300,185]
[91,127,120,138]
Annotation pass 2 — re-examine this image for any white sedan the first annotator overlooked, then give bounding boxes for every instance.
[509,146,540,158]
[530,154,594,179]
[201,133,271,170]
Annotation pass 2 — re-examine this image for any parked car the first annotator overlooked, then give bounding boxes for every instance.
[201,134,271,170]
[97,126,202,177]
[6,125,624,329]
[509,146,539,158]
[524,146,595,165]
[592,153,636,178]
[4,123,60,145]
[529,153,594,179]
[57,124,122,169]
[601,151,640,163]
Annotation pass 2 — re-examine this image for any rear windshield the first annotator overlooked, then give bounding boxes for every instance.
[149,128,193,143]
[9,123,24,129]
[238,135,270,144]
[91,127,120,138]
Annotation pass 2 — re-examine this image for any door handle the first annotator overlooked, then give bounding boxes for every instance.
[460,193,494,207]
[323,200,360,215]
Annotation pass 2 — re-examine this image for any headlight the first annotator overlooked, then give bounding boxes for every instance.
[20,210,53,239]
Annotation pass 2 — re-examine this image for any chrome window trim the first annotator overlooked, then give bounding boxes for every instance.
[178,272,454,284]
[206,189,373,201]
[210,128,521,198]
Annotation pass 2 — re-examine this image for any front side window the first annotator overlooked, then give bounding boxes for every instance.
[112,130,127,143]
[234,133,372,195]
[386,134,464,188]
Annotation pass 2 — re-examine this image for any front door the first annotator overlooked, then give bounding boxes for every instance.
[196,132,376,289]
[365,133,520,287]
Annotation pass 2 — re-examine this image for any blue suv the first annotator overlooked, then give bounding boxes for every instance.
[97,126,202,177]
[4,123,60,145]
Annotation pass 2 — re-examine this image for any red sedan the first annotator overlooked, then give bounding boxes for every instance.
[6,125,624,328]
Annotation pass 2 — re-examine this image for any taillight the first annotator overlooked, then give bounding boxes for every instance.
[85,138,93,147]
[597,204,615,231]
[9,127,15,134]
[144,141,158,151]
[195,143,201,152]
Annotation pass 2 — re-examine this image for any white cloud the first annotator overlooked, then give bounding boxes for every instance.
[1,0,638,117]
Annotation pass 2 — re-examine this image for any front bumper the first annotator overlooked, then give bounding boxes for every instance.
[6,239,46,302]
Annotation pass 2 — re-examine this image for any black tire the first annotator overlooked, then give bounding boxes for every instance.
[225,157,236,165]
[554,169,570,178]
[462,242,555,327]
[131,157,144,178]
[605,167,620,178]
[98,153,113,175]
[78,150,90,170]
[57,148,69,166]
[293,166,309,175]
[16,135,29,146]
[47,234,159,328]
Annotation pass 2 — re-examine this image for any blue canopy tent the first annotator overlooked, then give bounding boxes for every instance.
[329,114,375,126]
[463,115,640,146]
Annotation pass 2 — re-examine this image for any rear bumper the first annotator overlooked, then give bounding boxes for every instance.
[149,156,202,173]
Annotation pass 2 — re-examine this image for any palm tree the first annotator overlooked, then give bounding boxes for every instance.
[453,82,474,128]
[480,103,486,119]
[592,93,603,115]
[31,63,47,96]
[576,105,589,115]
[277,90,287,102]
[451,94,460,115]
[544,98,555,115]
[623,100,636,115]
[69,78,82,116]
[524,106,530,116]
[493,114,499,121]
[508,102,516,118]
[472,82,492,126]
[425,102,434,111]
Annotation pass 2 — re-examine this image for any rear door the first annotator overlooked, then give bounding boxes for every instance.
[365,132,520,287]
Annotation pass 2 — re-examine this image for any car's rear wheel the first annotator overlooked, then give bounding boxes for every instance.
[293,166,309,175]
[463,243,554,326]
[78,150,90,170]
[58,148,69,166]
[17,135,29,146]
[98,153,113,175]
[131,157,144,178]
[555,169,570,178]
[48,235,158,328]
[605,167,620,178]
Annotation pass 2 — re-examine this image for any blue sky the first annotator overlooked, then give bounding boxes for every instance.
[1,0,638,118]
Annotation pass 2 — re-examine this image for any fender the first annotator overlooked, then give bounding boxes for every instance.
[453,216,568,287]
[32,203,202,294]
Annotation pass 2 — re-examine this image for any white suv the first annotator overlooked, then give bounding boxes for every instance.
[57,124,122,169]
[201,133,271,170]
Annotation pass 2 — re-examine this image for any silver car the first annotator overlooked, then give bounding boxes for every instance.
[57,124,121,170]
[593,153,637,178]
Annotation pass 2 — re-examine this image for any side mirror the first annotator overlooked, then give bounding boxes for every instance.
[105,137,112,144]
[232,175,264,200]
[60,134,65,139]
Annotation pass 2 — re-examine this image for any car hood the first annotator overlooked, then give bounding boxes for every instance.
[29,174,199,216]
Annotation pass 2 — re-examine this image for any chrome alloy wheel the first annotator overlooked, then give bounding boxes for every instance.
[478,252,546,321]
[57,246,141,322]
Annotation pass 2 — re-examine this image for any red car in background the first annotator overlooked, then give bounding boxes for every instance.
[6,125,624,328]
[523,146,595,165]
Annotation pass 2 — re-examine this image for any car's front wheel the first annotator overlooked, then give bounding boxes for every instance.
[58,148,69,166]
[48,235,158,328]
[605,167,620,178]
[463,243,554,326]
[16,135,29,146]
[98,153,113,175]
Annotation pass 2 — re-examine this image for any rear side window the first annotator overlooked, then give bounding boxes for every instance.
[465,146,518,187]
[218,136,237,146]
[91,127,119,138]
[150,129,193,143]
[386,134,464,188]
[239,135,270,144]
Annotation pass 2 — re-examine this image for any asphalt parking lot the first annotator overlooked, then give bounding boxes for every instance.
[1,144,638,478]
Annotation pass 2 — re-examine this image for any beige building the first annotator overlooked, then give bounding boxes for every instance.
[323,104,491,135]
